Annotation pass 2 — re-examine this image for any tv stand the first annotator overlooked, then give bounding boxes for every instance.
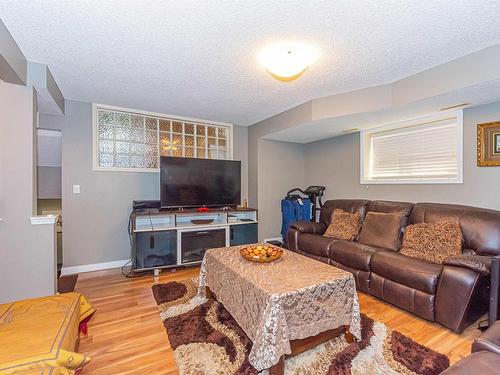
[129,207,258,272]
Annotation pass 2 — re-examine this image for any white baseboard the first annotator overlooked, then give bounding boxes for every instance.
[263,237,283,243]
[61,259,131,276]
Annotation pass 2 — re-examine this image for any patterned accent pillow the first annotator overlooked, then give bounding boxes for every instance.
[323,209,362,240]
[400,221,463,263]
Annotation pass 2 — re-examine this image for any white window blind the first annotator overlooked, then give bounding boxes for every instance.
[361,112,463,184]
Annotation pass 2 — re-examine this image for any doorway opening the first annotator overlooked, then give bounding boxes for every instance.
[37,128,63,276]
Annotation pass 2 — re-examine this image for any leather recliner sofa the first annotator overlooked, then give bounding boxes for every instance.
[442,320,500,373]
[288,199,500,333]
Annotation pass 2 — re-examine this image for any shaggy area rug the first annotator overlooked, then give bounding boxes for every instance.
[152,279,450,375]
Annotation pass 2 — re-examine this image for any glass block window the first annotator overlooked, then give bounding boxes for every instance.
[94,106,232,170]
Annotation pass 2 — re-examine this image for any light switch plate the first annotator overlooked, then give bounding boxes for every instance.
[73,185,80,194]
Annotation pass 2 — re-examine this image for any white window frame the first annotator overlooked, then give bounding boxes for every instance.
[360,111,464,184]
[92,103,234,172]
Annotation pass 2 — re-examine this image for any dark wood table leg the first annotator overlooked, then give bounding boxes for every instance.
[268,355,284,375]
[266,325,352,374]
[344,327,355,343]
[205,286,212,299]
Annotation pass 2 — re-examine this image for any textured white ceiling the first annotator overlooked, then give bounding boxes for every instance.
[2,1,500,126]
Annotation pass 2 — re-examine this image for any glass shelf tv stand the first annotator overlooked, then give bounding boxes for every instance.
[130,208,258,272]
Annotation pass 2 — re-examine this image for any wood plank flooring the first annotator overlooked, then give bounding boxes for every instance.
[77,267,481,374]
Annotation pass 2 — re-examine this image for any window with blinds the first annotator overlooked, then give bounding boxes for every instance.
[92,105,232,171]
[361,112,463,184]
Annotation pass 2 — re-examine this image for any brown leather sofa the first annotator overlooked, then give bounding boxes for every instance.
[442,320,500,374]
[288,199,500,333]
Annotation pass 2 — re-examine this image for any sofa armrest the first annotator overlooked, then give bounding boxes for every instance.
[441,351,500,374]
[442,255,492,276]
[435,265,486,333]
[289,221,326,235]
[472,320,500,355]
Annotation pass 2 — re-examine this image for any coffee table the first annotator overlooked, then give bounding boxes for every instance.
[199,245,361,374]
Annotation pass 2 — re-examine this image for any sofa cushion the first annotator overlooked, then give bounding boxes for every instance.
[319,199,370,227]
[324,209,362,240]
[367,200,414,224]
[400,221,463,263]
[297,233,336,258]
[370,273,436,321]
[371,251,443,294]
[359,212,406,250]
[329,259,371,292]
[329,240,382,271]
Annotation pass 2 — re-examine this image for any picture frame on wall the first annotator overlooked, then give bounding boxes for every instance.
[477,121,500,166]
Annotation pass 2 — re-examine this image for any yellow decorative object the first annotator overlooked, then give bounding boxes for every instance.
[0,292,95,374]
[477,121,500,166]
[21,365,74,374]
[240,244,283,263]
[161,136,180,151]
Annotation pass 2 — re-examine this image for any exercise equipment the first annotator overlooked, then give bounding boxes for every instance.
[280,186,325,246]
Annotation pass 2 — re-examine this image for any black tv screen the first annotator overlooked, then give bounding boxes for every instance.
[160,157,241,208]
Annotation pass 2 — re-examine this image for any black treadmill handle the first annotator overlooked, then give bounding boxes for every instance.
[303,186,326,195]
[286,188,307,199]
[318,196,324,208]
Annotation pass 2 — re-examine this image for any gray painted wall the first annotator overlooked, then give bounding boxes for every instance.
[38,166,62,199]
[258,139,305,240]
[248,103,312,240]
[248,102,312,209]
[304,101,500,209]
[27,62,65,115]
[0,80,56,303]
[45,66,65,114]
[232,125,249,203]
[39,100,249,267]
[0,19,27,85]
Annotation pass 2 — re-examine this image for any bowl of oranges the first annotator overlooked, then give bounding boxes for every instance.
[240,244,283,263]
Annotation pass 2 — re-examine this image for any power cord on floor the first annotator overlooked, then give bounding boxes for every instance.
[124,210,160,278]
[123,212,144,278]
[121,260,154,278]
[120,259,136,278]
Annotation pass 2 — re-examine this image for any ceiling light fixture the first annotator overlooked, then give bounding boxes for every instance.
[258,42,319,82]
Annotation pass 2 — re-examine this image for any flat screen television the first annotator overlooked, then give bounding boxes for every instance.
[160,156,241,208]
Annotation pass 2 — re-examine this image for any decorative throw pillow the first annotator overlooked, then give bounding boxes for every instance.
[400,221,463,263]
[323,209,362,240]
[358,212,406,250]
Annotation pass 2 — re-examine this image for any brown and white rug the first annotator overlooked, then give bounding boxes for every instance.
[152,279,450,375]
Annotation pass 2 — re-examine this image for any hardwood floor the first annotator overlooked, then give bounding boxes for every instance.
[77,267,480,374]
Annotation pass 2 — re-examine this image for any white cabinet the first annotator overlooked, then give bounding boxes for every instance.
[130,209,258,272]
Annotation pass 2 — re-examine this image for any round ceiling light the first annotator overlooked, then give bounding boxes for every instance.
[258,42,319,82]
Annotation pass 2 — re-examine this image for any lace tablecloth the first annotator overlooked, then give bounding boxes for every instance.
[199,245,361,371]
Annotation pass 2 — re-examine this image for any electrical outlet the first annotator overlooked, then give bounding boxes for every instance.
[73,185,80,194]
